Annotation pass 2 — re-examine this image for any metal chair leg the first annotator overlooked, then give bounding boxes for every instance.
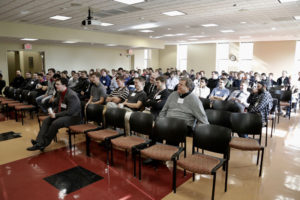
[68,129,72,149]
[212,173,216,200]
[173,159,177,193]
[225,160,228,192]
[256,150,260,165]
[138,152,142,180]
[259,148,264,177]
[86,134,90,156]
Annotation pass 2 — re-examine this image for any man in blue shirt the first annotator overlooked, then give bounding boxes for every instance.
[209,78,230,101]
[100,69,111,94]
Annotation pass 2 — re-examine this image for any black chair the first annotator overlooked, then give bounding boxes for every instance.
[137,117,188,193]
[68,104,104,149]
[200,97,211,109]
[111,112,153,175]
[229,113,264,177]
[177,124,231,200]
[279,90,292,120]
[212,100,243,113]
[86,107,127,164]
[268,98,278,138]
[205,109,231,129]
[15,91,37,125]
[270,89,282,123]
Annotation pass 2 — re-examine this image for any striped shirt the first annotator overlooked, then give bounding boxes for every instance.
[109,87,129,102]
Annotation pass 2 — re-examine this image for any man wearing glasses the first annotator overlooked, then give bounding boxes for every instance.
[209,78,230,101]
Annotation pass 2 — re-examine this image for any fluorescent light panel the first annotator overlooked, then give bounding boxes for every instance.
[100,22,114,26]
[139,30,154,33]
[192,35,206,38]
[63,41,77,44]
[113,0,145,5]
[220,30,235,33]
[278,0,299,3]
[202,24,218,27]
[50,15,71,21]
[131,23,158,29]
[106,44,117,46]
[293,16,300,20]
[20,38,38,41]
[162,11,186,16]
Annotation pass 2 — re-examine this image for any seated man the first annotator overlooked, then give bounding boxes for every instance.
[209,78,230,101]
[159,77,209,136]
[144,73,158,97]
[192,77,210,99]
[122,77,147,111]
[227,80,250,112]
[246,81,273,137]
[10,70,24,88]
[106,76,129,107]
[0,73,6,95]
[86,72,107,107]
[144,76,170,119]
[27,78,81,151]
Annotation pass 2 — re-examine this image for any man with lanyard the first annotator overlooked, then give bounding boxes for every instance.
[144,73,158,97]
[159,77,209,136]
[209,78,230,101]
[227,80,250,112]
[27,78,81,151]
[144,76,170,119]
[106,75,129,108]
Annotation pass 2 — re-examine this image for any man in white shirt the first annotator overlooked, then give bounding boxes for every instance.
[193,77,210,99]
[228,80,250,111]
[193,72,202,87]
[166,71,179,90]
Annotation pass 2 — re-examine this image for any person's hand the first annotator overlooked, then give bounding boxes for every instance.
[80,91,84,95]
[236,99,241,103]
[252,89,258,93]
[49,112,55,118]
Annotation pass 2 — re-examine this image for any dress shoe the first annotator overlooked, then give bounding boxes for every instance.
[31,139,37,145]
[26,144,45,151]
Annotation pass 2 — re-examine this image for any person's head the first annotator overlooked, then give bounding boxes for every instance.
[37,73,43,81]
[282,70,287,77]
[218,78,227,89]
[211,71,219,79]
[254,73,261,81]
[170,71,175,78]
[238,72,244,80]
[116,76,125,88]
[52,73,61,81]
[195,72,201,79]
[16,70,21,76]
[133,71,139,78]
[71,70,76,76]
[134,77,145,91]
[25,72,31,79]
[73,73,79,80]
[101,69,107,77]
[48,68,55,77]
[269,73,273,79]
[177,77,194,95]
[155,76,166,90]
[150,73,158,84]
[261,73,267,80]
[89,69,94,75]
[92,72,101,84]
[118,68,123,73]
[55,78,68,92]
[190,69,195,74]
[81,71,87,78]
[240,80,249,91]
[32,73,38,80]
[257,81,266,94]
[200,77,208,87]
[0,73,3,80]
[200,71,205,77]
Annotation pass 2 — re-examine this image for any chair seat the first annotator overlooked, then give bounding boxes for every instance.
[230,137,261,151]
[38,115,49,121]
[178,154,221,174]
[111,136,146,150]
[1,100,19,105]
[8,103,24,107]
[280,101,290,106]
[15,105,35,110]
[141,144,179,161]
[87,129,119,140]
[69,124,98,133]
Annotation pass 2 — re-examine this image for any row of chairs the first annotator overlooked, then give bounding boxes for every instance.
[65,104,264,200]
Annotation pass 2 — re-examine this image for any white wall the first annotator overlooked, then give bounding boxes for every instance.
[133,49,145,70]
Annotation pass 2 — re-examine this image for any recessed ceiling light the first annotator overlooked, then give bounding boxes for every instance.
[188,39,198,41]
[139,30,154,33]
[49,15,72,21]
[202,24,218,27]
[131,23,158,29]
[164,34,175,37]
[278,0,299,3]
[106,44,118,46]
[162,11,186,16]
[20,11,30,15]
[153,36,162,39]
[20,38,38,41]
[113,0,145,5]
[63,41,77,44]
[239,36,251,39]
[293,16,300,20]
[192,35,206,38]
[240,21,247,24]
[220,30,235,33]
[175,33,186,36]
[100,22,114,26]
[167,28,172,31]
[271,27,276,30]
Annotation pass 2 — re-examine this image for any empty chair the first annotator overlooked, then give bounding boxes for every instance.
[85,107,127,164]
[229,113,264,177]
[205,109,231,129]
[110,111,153,175]
[15,91,37,125]
[268,98,278,137]
[177,124,231,200]
[200,97,211,109]
[279,90,292,119]
[136,117,188,192]
[212,100,243,113]
[68,104,104,149]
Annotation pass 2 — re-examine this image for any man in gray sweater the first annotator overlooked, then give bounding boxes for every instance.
[159,77,209,135]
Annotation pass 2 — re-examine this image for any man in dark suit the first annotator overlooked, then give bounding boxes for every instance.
[144,72,158,97]
[144,76,170,119]
[277,70,290,86]
[27,78,81,151]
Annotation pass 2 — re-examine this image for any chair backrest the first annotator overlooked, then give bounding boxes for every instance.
[3,86,10,97]
[14,88,22,101]
[193,124,231,155]
[212,100,242,113]
[129,111,153,136]
[280,90,292,102]
[200,97,211,109]
[205,109,231,129]
[270,98,278,114]
[105,107,127,129]
[7,87,15,98]
[230,113,262,136]
[22,90,30,103]
[153,117,187,146]
[86,104,104,125]
[28,91,38,105]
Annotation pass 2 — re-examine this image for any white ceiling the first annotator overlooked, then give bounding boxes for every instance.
[0,0,300,44]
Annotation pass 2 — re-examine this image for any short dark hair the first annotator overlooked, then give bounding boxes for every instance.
[0,73,2,78]
[134,76,145,84]
[200,77,208,84]
[116,75,124,81]
[180,77,194,92]
[212,71,219,75]
[37,73,43,77]
[92,72,101,78]
[156,76,166,83]
[53,74,61,79]
[48,68,56,73]
[56,78,68,86]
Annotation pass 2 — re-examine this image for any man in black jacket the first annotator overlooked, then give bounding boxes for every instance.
[144,76,170,119]
[277,70,290,87]
[27,78,81,151]
[10,70,24,88]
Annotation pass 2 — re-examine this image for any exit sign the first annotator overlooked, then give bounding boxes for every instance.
[24,43,32,50]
